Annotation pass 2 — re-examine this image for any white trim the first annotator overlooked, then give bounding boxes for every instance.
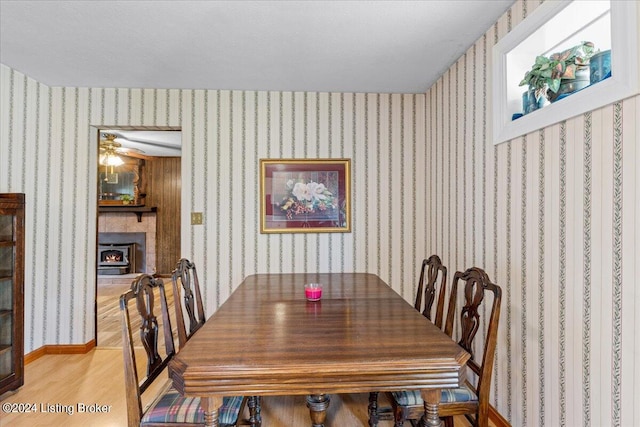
[492,0,639,145]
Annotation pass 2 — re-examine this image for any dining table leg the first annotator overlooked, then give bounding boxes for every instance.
[419,389,443,427]
[306,394,330,427]
[201,396,224,427]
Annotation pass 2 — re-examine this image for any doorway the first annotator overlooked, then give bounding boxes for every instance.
[95,128,182,346]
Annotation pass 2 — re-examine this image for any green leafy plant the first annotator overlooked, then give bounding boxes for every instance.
[120,194,133,203]
[519,41,596,101]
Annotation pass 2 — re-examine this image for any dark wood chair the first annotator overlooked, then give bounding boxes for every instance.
[171,258,206,348]
[380,267,502,427]
[120,273,243,427]
[368,255,449,426]
[413,254,448,328]
[171,259,262,427]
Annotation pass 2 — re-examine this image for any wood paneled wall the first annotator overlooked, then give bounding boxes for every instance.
[146,157,181,274]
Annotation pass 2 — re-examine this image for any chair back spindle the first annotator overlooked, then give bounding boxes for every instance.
[414,254,448,330]
[171,258,206,348]
[443,266,502,426]
[120,275,176,424]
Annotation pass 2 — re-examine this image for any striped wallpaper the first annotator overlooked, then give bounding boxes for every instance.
[0,64,427,351]
[183,90,426,306]
[424,1,640,426]
[1,0,639,425]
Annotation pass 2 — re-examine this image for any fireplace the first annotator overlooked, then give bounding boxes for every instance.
[97,232,146,275]
[97,244,135,275]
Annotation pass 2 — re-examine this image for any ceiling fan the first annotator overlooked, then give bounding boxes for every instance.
[100,133,145,155]
[99,133,144,174]
[100,130,182,157]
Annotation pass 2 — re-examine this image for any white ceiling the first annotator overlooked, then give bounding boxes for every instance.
[101,130,183,157]
[2,0,515,156]
[0,0,515,94]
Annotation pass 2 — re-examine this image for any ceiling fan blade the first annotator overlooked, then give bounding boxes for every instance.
[100,130,182,157]
[116,147,145,154]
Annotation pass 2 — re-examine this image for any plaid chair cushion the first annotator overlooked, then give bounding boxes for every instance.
[142,386,243,425]
[392,384,477,406]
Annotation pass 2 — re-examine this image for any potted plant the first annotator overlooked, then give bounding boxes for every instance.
[120,194,133,205]
[519,54,554,108]
[520,41,596,105]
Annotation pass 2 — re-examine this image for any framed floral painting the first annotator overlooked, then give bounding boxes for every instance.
[260,159,351,233]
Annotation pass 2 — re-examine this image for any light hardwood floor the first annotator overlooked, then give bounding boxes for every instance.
[96,275,144,347]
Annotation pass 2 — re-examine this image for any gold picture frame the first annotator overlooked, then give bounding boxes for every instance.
[260,158,351,234]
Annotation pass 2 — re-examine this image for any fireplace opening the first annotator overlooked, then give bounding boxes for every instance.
[97,232,146,275]
[97,243,136,275]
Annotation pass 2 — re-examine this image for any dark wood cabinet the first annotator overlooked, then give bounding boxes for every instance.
[0,193,24,395]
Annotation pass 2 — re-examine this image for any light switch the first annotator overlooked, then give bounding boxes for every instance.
[191,212,203,225]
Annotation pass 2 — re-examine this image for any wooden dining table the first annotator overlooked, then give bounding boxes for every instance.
[168,273,470,427]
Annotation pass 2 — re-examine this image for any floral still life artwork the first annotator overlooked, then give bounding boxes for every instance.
[260,159,350,233]
[277,174,339,221]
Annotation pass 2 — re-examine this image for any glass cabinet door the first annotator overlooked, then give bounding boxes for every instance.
[0,193,24,394]
[0,213,15,380]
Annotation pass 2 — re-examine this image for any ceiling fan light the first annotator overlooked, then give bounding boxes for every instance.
[106,155,124,166]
